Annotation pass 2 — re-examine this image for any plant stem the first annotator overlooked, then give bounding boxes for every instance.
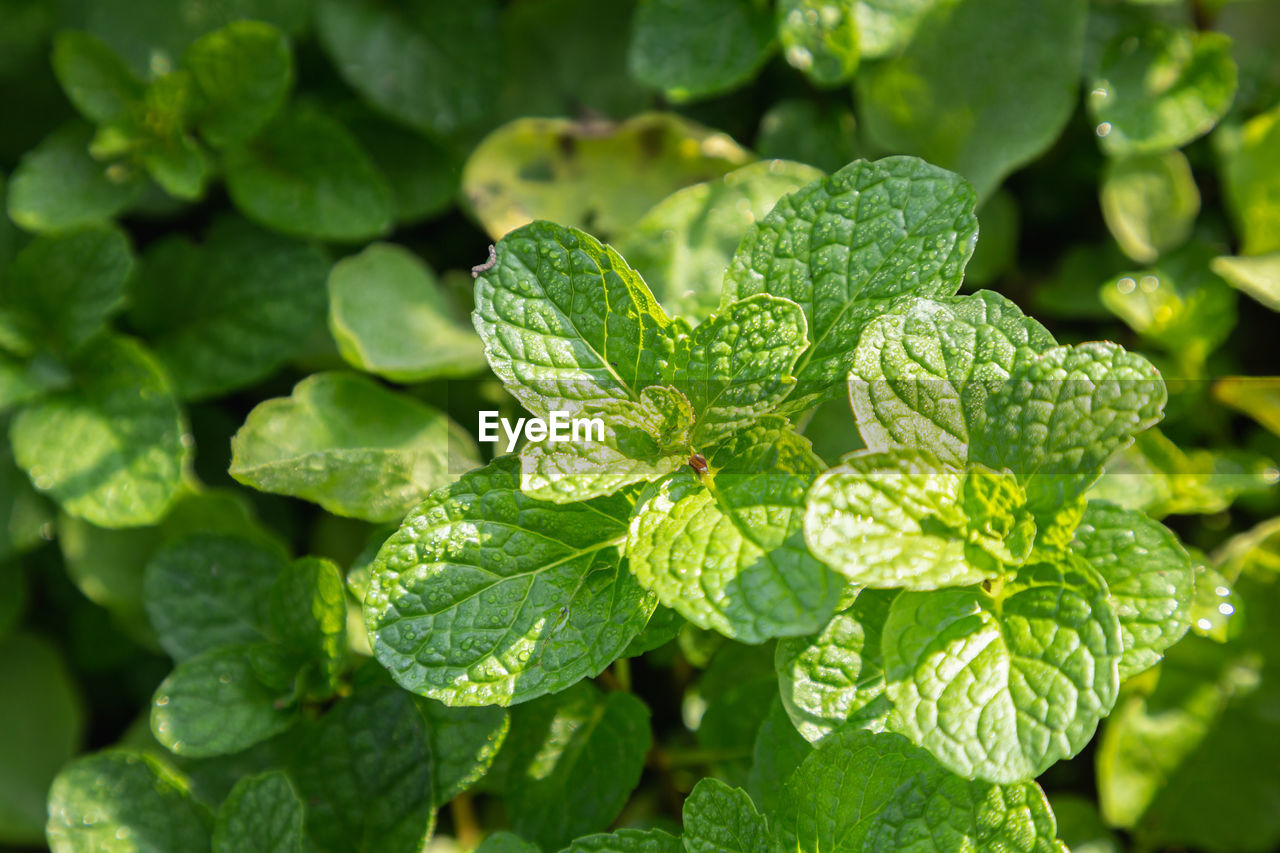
[614,656,632,691]
[450,794,480,849]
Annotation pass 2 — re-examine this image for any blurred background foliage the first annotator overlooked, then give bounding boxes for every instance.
[0,0,1279,851]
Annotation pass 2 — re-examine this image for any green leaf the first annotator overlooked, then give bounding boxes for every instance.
[804,449,992,590]
[670,295,809,446]
[1100,151,1200,264]
[10,335,184,528]
[695,641,778,788]
[856,0,1087,198]
[969,341,1167,515]
[223,107,392,241]
[126,71,212,201]
[413,696,509,805]
[328,243,486,382]
[0,634,84,845]
[476,832,539,853]
[628,0,775,101]
[143,534,284,662]
[46,750,212,853]
[747,697,812,814]
[518,384,694,503]
[342,108,461,225]
[229,372,478,523]
[3,224,133,356]
[628,419,842,642]
[724,156,979,412]
[268,556,347,692]
[184,21,293,148]
[1221,101,1280,255]
[777,0,858,86]
[682,778,769,853]
[213,772,304,853]
[755,99,861,174]
[51,31,143,124]
[620,160,824,322]
[288,679,435,853]
[848,290,1057,466]
[1071,502,1195,680]
[364,455,655,706]
[128,216,330,400]
[559,829,682,853]
[1100,245,1238,359]
[462,113,753,241]
[1211,252,1280,312]
[883,560,1122,782]
[965,190,1020,286]
[776,588,898,742]
[151,644,301,758]
[502,683,651,850]
[474,220,675,414]
[1214,376,1280,437]
[315,0,502,136]
[1049,795,1120,853]
[1089,25,1237,156]
[854,0,939,58]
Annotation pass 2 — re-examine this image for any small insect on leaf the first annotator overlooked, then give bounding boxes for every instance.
[688,453,708,478]
[471,244,497,278]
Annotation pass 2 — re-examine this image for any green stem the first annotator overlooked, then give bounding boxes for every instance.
[614,656,632,692]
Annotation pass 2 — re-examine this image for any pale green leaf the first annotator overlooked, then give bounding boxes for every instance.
[1220,102,1280,255]
[128,216,330,400]
[502,683,651,850]
[1089,26,1237,156]
[364,456,655,706]
[1211,252,1280,312]
[776,588,898,742]
[328,243,486,383]
[857,0,1087,198]
[462,113,753,241]
[184,21,293,148]
[10,335,184,528]
[229,372,478,523]
[620,160,823,322]
[628,419,842,642]
[1100,150,1200,263]
[315,0,501,136]
[1071,501,1196,680]
[223,107,392,241]
[151,644,300,758]
[849,290,1056,466]
[681,778,769,853]
[725,156,979,412]
[883,560,1122,782]
[46,751,211,853]
[1214,376,1280,438]
[213,772,304,853]
[628,0,775,101]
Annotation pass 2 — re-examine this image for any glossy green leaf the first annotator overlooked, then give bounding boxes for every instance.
[682,778,769,853]
[315,0,501,136]
[4,224,133,356]
[776,589,897,742]
[329,243,485,382]
[857,0,1087,198]
[883,560,1122,782]
[143,534,284,662]
[151,644,301,758]
[364,456,655,706]
[51,31,142,124]
[628,419,842,642]
[268,556,348,691]
[229,372,478,523]
[223,107,392,241]
[628,0,775,101]
[620,160,823,322]
[502,683,651,850]
[10,335,184,528]
[0,634,84,845]
[777,0,858,86]
[725,156,979,411]
[849,290,1057,466]
[1100,151,1200,263]
[462,113,753,240]
[1071,502,1195,680]
[414,696,509,805]
[289,680,435,853]
[128,216,330,400]
[1089,25,1237,156]
[46,750,211,853]
[184,21,293,148]
[213,772,305,853]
